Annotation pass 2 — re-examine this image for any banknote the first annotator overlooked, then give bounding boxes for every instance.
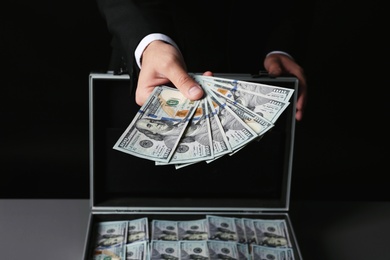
[174,99,231,168]
[197,75,294,102]
[156,99,213,165]
[205,100,232,155]
[222,93,274,137]
[150,240,180,260]
[206,215,238,242]
[125,241,148,260]
[92,221,128,260]
[113,85,199,163]
[93,221,128,249]
[207,240,240,260]
[236,242,251,260]
[234,218,247,244]
[251,244,293,260]
[205,88,258,153]
[242,218,257,244]
[252,219,291,248]
[180,241,210,260]
[93,246,125,260]
[174,161,198,169]
[151,220,179,241]
[178,219,209,241]
[127,218,149,244]
[199,77,290,123]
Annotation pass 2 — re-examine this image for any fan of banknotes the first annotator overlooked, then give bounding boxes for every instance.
[113,75,294,169]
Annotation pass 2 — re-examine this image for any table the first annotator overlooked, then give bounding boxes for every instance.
[0,199,90,260]
[289,200,390,260]
[1,199,390,260]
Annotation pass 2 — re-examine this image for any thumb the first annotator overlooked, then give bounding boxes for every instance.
[169,69,204,101]
[265,60,282,77]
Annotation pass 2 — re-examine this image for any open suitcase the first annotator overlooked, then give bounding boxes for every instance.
[83,72,303,259]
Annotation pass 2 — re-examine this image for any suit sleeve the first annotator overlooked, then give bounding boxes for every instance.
[96,0,176,76]
[265,0,316,64]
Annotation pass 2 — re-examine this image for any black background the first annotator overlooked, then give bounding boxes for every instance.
[1,1,388,201]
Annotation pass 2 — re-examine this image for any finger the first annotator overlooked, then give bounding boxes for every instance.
[265,55,308,121]
[295,95,305,121]
[135,68,171,106]
[264,56,283,76]
[135,84,156,106]
[168,67,204,100]
[203,71,213,76]
[295,77,307,121]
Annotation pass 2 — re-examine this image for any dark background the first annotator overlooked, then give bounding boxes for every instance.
[1,1,387,201]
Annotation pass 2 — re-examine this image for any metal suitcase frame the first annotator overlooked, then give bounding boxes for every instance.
[83,72,303,259]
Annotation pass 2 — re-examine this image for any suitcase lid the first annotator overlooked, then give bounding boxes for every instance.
[89,72,297,213]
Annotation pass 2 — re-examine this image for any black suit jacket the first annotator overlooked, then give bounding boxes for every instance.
[96,0,311,80]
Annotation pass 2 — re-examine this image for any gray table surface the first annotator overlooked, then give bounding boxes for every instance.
[0,199,90,260]
[1,199,390,260]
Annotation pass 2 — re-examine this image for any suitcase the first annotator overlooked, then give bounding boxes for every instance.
[83,71,303,259]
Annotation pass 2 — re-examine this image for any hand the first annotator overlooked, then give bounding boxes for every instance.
[264,53,308,121]
[136,40,204,106]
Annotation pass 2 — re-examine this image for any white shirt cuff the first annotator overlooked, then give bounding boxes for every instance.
[266,51,294,60]
[134,33,180,69]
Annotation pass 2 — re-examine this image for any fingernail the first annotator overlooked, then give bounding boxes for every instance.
[188,85,203,98]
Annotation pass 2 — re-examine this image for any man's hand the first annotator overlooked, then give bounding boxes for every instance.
[136,40,204,106]
[264,53,308,121]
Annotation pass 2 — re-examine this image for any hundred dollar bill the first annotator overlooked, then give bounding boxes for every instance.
[127,218,149,244]
[92,221,128,260]
[205,88,258,153]
[180,241,210,260]
[125,241,148,260]
[93,221,128,249]
[156,99,213,165]
[237,243,251,260]
[221,92,274,137]
[150,240,180,260]
[234,218,247,244]
[93,247,124,260]
[174,99,231,168]
[251,244,292,260]
[242,218,257,244]
[178,219,209,241]
[197,75,294,102]
[174,161,198,169]
[151,220,179,241]
[286,248,295,260]
[205,100,232,158]
[206,215,238,242]
[200,77,289,123]
[207,240,240,260]
[113,85,199,163]
[253,219,291,248]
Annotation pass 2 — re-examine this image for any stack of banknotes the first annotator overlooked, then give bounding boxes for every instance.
[91,215,295,260]
[113,75,294,168]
